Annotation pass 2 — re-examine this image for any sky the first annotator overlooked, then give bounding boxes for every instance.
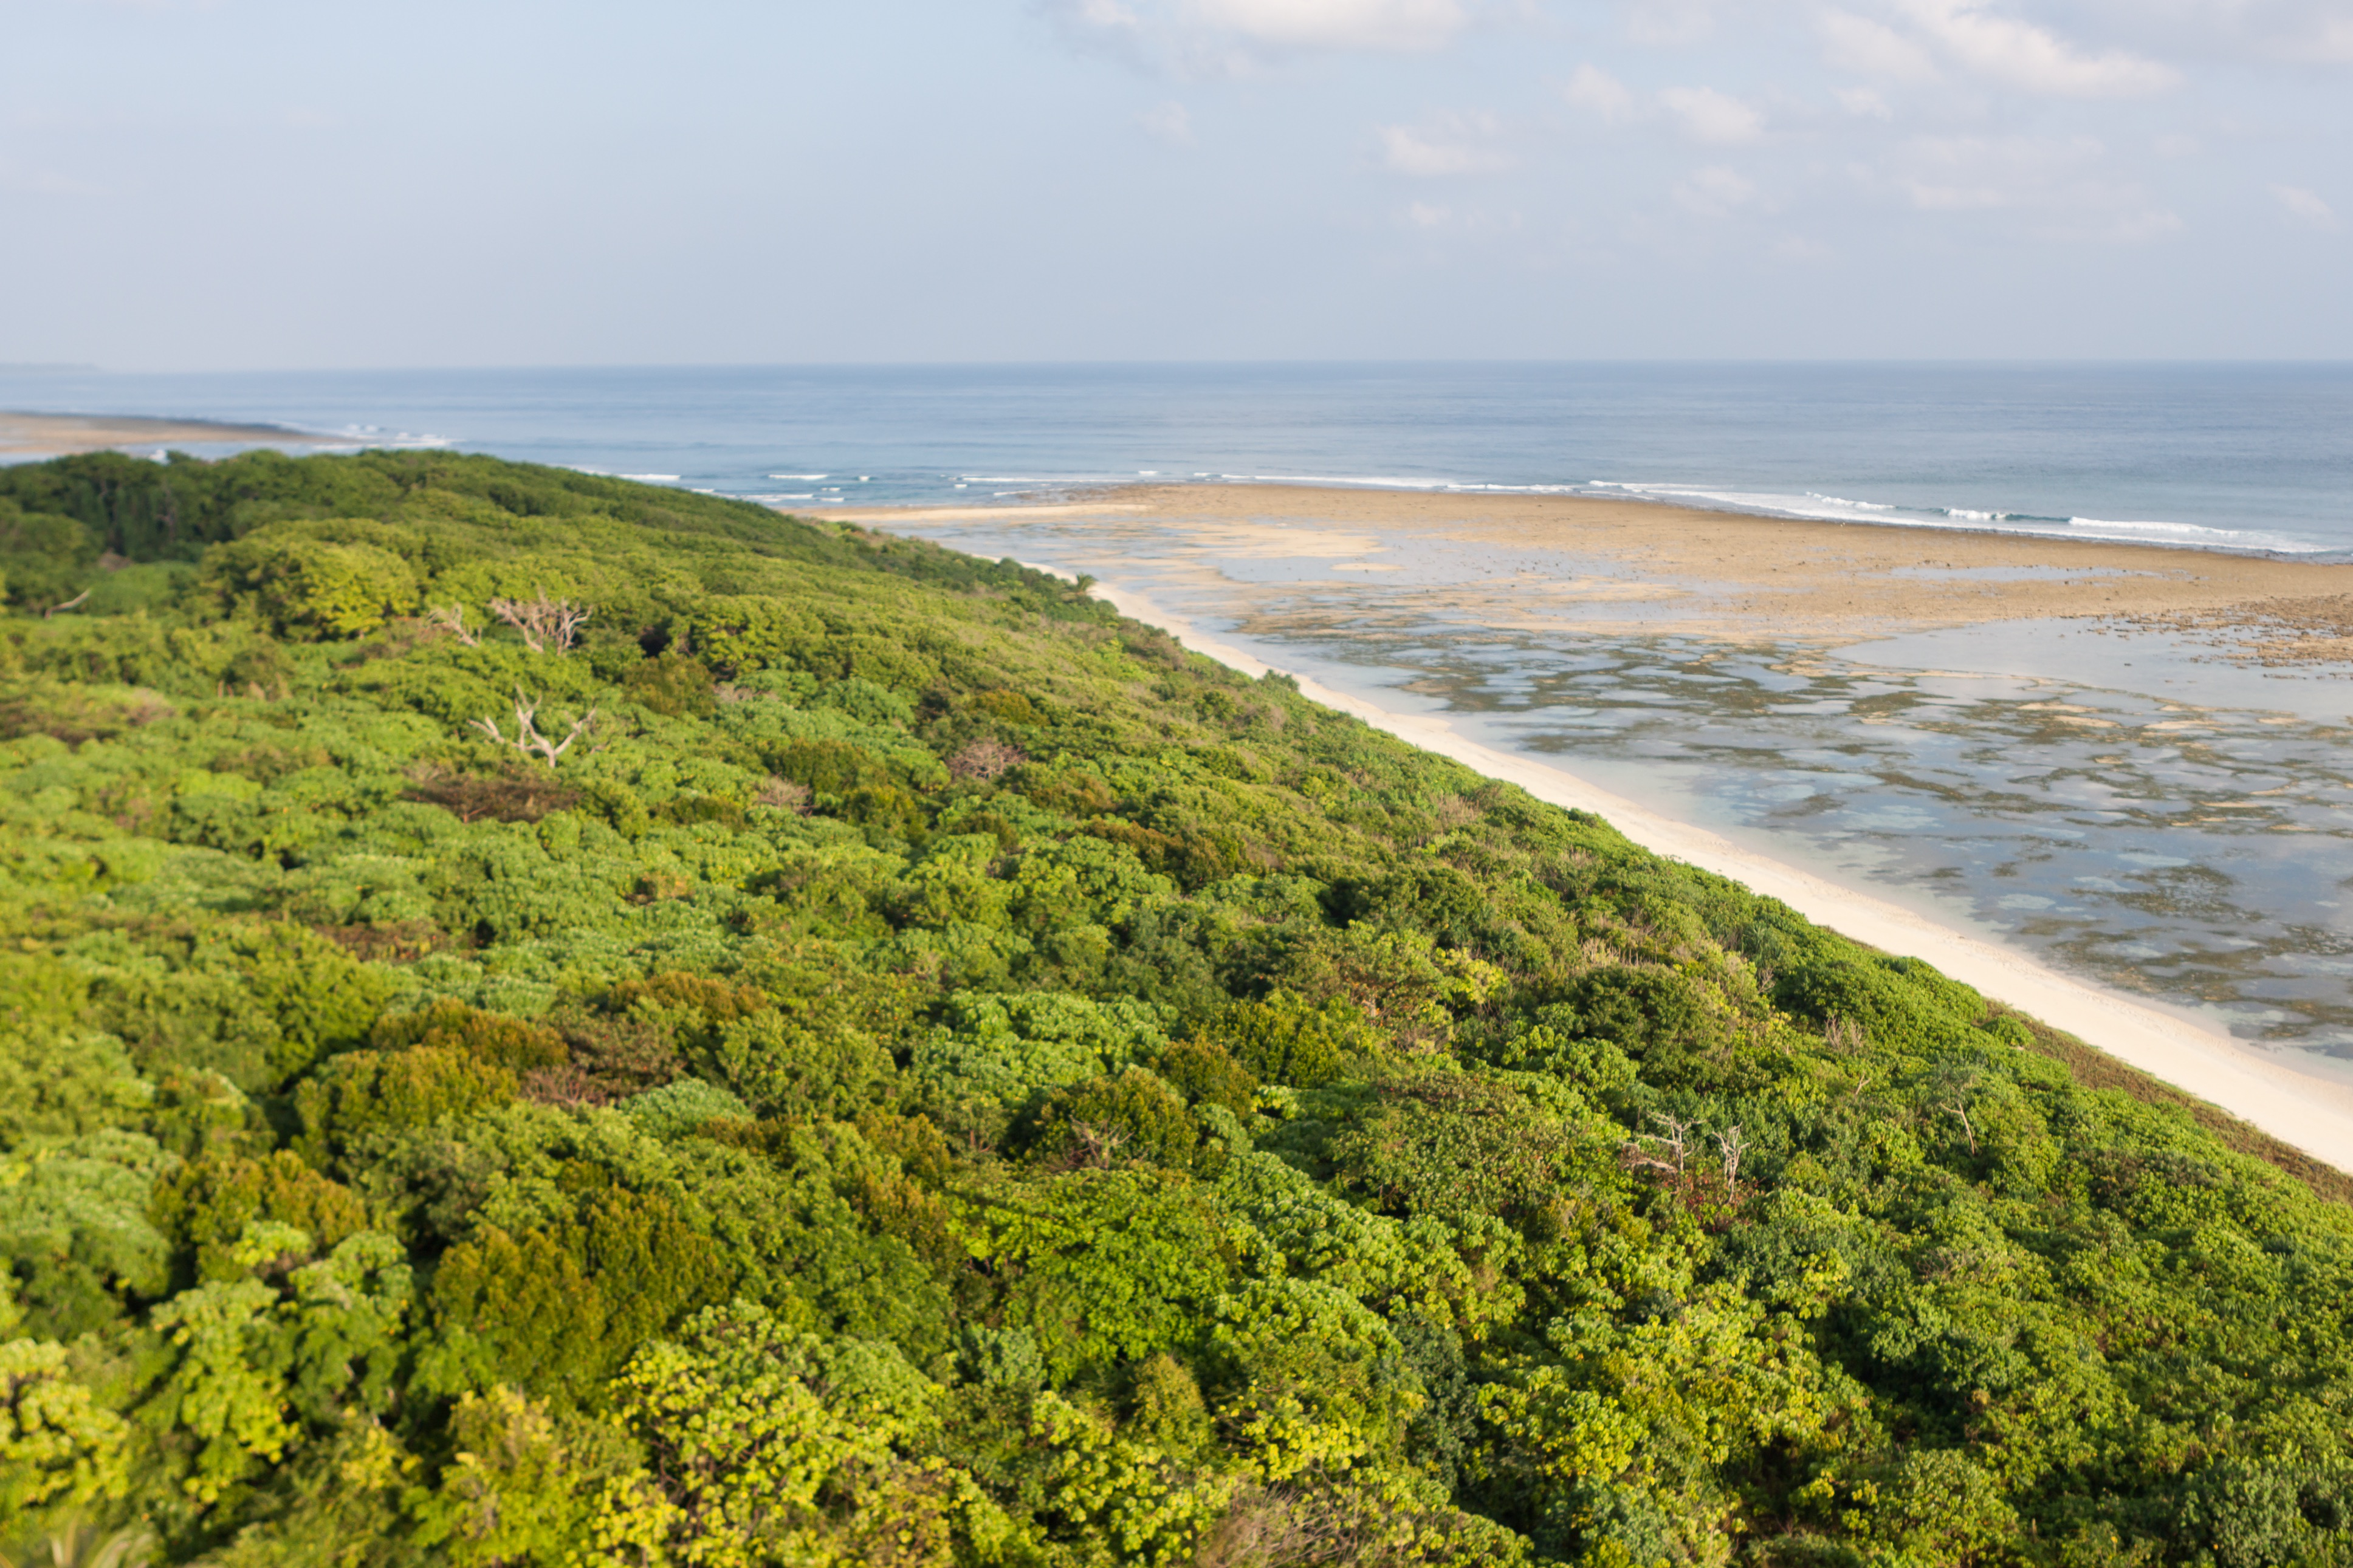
[2,0,2349,368]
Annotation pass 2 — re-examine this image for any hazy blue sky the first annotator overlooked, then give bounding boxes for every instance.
[4,1,2349,368]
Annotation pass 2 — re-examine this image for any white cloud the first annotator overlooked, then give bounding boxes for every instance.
[1561,63,1640,123]
[1818,9,1939,78]
[2272,183,2341,228]
[1895,0,2179,95]
[1407,200,1452,227]
[1674,163,1757,215]
[1877,133,2181,239]
[1138,100,1196,143]
[1624,0,1716,46]
[1044,0,1474,70]
[2102,1,2353,66]
[1836,84,1895,115]
[1191,0,1468,50]
[1891,132,2096,209]
[1379,111,1511,175]
[1658,84,1764,143]
[0,159,104,197]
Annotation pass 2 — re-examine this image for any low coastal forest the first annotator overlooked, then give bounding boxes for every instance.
[5,450,2353,1567]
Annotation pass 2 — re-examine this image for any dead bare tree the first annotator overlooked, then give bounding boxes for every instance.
[44,587,91,618]
[1633,1112,1697,1176]
[489,589,591,654]
[1714,1124,1747,1193]
[471,688,598,769]
[424,604,480,646]
[1945,1095,1979,1154]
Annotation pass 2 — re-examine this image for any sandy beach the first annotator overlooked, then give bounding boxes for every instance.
[816,483,2353,1174]
[0,409,332,456]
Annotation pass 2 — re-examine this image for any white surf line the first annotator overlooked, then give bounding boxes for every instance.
[1079,577,2353,1177]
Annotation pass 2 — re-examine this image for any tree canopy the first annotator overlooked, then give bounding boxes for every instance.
[3,448,2351,1566]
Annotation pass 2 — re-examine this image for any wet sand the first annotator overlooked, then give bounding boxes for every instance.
[0,410,330,456]
[820,483,2352,659]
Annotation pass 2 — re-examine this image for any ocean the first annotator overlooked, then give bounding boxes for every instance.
[6,361,2352,554]
[7,361,2353,1075]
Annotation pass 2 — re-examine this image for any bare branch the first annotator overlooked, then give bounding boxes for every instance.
[488,587,592,654]
[1640,1112,1696,1176]
[43,587,92,618]
[1946,1097,1978,1154]
[424,604,480,646]
[1714,1124,1746,1191]
[472,687,597,769]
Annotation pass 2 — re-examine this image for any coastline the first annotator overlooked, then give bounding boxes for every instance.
[1093,577,2353,1176]
[802,484,2353,1174]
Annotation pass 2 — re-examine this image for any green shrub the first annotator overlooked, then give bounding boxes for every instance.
[1026,1067,1201,1171]
[207,530,420,638]
[1155,1037,1260,1117]
[1209,990,1370,1087]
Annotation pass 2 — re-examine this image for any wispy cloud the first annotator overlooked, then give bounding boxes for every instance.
[1877,133,2181,240]
[1561,63,1641,123]
[1379,111,1512,175]
[1818,8,1939,80]
[2271,183,2340,228]
[1192,0,1470,51]
[1894,0,2179,95]
[1674,163,1758,215]
[1658,84,1764,143]
[1138,100,1195,143]
[1624,0,1716,46]
[1044,0,1476,71]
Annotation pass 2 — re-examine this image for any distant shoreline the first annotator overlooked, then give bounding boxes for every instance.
[0,409,337,456]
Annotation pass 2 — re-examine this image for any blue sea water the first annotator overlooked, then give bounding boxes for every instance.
[5,361,2353,555]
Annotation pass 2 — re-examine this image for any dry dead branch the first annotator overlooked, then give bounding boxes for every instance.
[44,587,92,618]
[424,604,481,646]
[949,738,1026,783]
[1715,1123,1747,1190]
[1638,1112,1697,1176]
[489,588,591,654]
[471,688,598,769]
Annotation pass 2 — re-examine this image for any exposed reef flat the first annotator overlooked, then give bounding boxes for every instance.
[816,481,2351,661]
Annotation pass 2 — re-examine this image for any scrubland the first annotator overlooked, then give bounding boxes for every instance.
[3,451,2350,1566]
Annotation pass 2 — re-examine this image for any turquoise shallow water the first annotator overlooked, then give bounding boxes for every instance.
[7,361,2351,1073]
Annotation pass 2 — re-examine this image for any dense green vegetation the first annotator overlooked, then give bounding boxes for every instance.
[4,448,2352,1567]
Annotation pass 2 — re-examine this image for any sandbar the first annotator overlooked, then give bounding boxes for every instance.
[817,482,2351,662]
[0,410,332,456]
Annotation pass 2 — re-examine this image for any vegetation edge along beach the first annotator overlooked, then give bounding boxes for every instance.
[5,447,2352,1566]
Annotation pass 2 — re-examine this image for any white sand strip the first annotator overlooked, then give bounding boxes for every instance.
[1085,578,2353,1176]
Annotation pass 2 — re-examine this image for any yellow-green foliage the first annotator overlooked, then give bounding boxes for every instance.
[1,449,2351,1566]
